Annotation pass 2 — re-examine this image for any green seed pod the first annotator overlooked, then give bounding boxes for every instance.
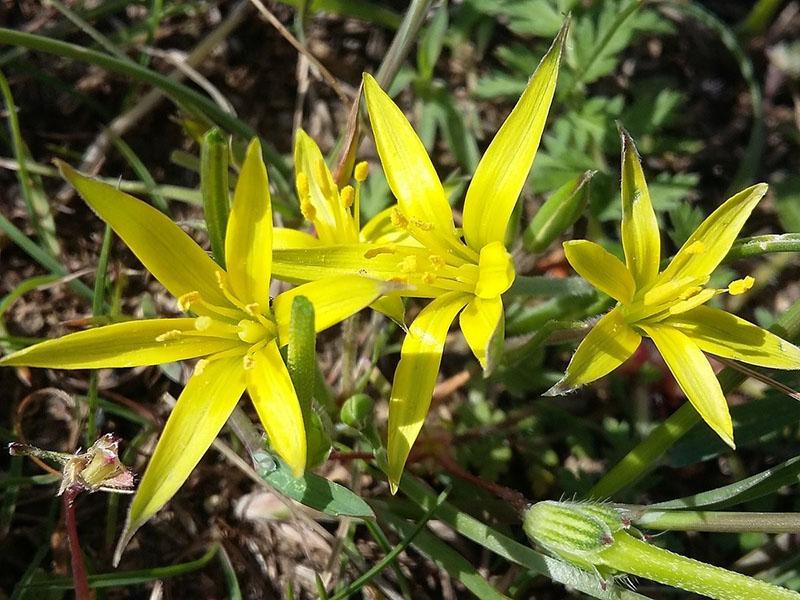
[524,170,594,253]
[340,393,374,429]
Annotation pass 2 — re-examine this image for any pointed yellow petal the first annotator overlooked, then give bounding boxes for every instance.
[271,245,443,297]
[58,161,228,308]
[387,292,469,491]
[474,241,515,299]
[273,226,321,250]
[363,73,455,240]
[640,323,734,447]
[225,138,272,309]
[664,305,800,369]
[371,295,406,326]
[121,355,246,553]
[294,129,356,243]
[563,240,635,304]
[620,130,660,290]
[462,21,567,249]
[546,307,641,394]
[273,275,385,345]
[0,319,240,368]
[246,341,306,476]
[459,295,503,371]
[659,183,768,284]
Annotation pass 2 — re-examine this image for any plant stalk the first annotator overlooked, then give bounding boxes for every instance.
[63,488,91,600]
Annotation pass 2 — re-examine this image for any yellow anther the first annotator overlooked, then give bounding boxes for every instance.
[156,330,183,342]
[429,255,446,269]
[296,172,311,200]
[245,303,261,316]
[194,316,213,331]
[729,276,755,296]
[242,354,256,370]
[389,275,409,286]
[300,200,317,221]
[399,255,419,273]
[177,291,201,312]
[422,272,437,285]
[390,207,409,229]
[685,240,706,255]
[354,161,369,182]
[409,217,433,232]
[340,185,355,209]
[315,158,334,198]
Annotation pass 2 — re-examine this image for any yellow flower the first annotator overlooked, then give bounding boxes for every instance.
[272,22,568,491]
[548,130,800,446]
[0,139,385,545]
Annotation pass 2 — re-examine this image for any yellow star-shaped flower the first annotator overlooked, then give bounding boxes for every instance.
[547,130,800,446]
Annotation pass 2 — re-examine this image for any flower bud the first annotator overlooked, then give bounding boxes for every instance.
[340,393,374,429]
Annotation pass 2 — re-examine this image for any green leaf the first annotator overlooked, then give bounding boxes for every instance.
[651,454,800,510]
[200,128,230,267]
[417,0,448,81]
[257,455,374,518]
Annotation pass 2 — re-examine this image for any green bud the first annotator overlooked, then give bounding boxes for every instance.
[524,170,594,253]
[523,500,623,572]
[340,393,374,429]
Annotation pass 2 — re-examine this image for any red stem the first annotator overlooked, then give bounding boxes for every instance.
[63,488,91,600]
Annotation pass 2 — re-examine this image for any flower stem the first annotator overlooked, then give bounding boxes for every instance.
[632,509,800,534]
[63,488,91,600]
[600,532,800,600]
[592,296,800,498]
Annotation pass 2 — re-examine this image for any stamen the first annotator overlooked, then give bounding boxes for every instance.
[194,359,209,375]
[364,246,397,259]
[178,291,201,312]
[390,207,409,230]
[667,288,718,316]
[399,255,419,273]
[354,161,369,182]
[215,271,249,313]
[728,276,755,296]
[429,255,445,269]
[340,185,355,209]
[296,172,311,201]
[300,200,317,221]
[422,272,437,285]
[156,330,183,342]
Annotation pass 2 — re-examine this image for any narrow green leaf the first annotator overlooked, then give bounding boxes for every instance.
[288,296,316,417]
[200,129,230,267]
[373,501,510,600]
[651,454,800,510]
[257,456,373,518]
[107,129,169,213]
[417,0,448,81]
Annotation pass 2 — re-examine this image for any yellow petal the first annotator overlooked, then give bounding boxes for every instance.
[246,341,306,476]
[271,245,443,297]
[294,129,357,243]
[58,161,228,308]
[640,323,734,447]
[474,241,515,299]
[371,295,406,326]
[459,295,503,371]
[546,307,641,394]
[660,183,767,284]
[664,305,800,369]
[225,138,272,309]
[363,73,455,240]
[273,226,321,250]
[563,240,635,304]
[119,355,246,561]
[387,292,470,492]
[272,275,385,345]
[0,319,240,368]
[462,21,567,249]
[620,130,660,290]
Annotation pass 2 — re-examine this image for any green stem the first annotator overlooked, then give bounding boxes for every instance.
[0,28,292,196]
[600,532,800,600]
[592,296,800,498]
[374,0,433,88]
[725,234,800,262]
[633,510,800,534]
